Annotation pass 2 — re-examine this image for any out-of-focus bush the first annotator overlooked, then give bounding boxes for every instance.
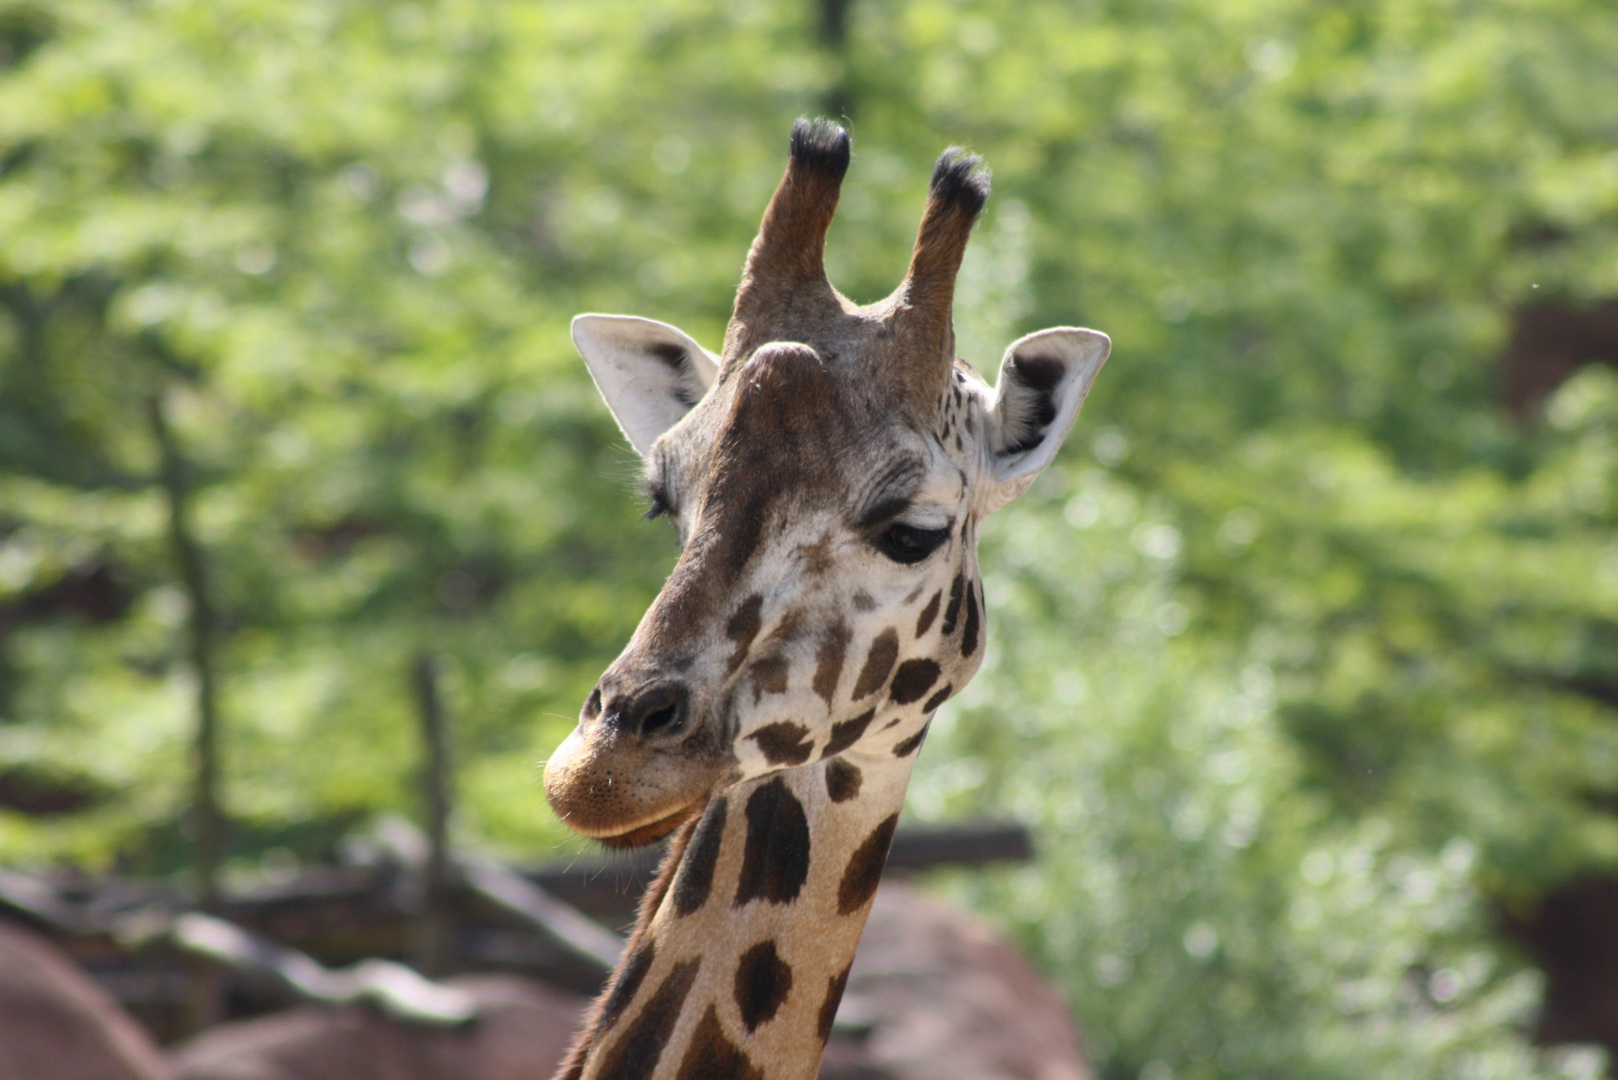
[916,366,1618,1078]
[3,1,1617,1076]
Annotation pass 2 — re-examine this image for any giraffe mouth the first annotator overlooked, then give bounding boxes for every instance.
[587,799,706,850]
[543,721,728,849]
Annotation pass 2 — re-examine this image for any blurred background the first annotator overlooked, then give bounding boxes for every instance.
[2,0,1617,1077]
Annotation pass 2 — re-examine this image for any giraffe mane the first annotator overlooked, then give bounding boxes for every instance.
[551,810,703,1079]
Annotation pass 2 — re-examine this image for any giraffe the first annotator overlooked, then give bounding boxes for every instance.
[543,118,1109,1080]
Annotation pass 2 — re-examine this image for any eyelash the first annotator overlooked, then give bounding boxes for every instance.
[647,481,945,562]
[644,480,675,521]
[874,522,951,565]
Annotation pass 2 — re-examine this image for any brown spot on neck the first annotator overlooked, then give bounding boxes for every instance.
[824,758,863,802]
[735,777,812,906]
[764,607,807,646]
[672,797,728,916]
[675,1005,764,1080]
[852,629,899,700]
[556,815,699,1078]
[914,590,942,636]
[813,622,851,706]
[941,572,965,634]
[817,964,854,1044]
[748,655,789,701]
[725,595,765,675]
[748,721,814,766]
[961,579,980,657]
[597,938,657,1034]
[837,813,900,915]
[852,590,877,612]
[734,939,794,1033]
[893,722,930,758]
[889,658,941,705]
[593,958,702,1080]
[822,708,875,758]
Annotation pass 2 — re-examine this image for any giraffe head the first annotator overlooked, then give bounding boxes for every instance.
[544,120,1107,848]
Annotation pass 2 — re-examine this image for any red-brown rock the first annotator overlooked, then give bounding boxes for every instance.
[0,918,171,1080]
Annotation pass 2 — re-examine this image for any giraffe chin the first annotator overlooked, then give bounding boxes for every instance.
[542,722,729,848]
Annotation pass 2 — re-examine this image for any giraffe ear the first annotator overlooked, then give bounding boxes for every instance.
[985,327,1110,508]
[572,314,720,457]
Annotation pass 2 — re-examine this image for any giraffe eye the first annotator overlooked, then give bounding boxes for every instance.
[644,481,675,521]
[875,523,950,565]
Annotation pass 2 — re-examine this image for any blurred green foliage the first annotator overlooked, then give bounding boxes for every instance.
[2,0,1617,1076]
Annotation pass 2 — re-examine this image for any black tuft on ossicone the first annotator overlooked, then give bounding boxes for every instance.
[790,117,852,178]
[928,147,990,214]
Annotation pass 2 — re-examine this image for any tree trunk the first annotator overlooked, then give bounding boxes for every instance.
[412,652,454,977]
[147,387,228,1032]
[818,0,853,120]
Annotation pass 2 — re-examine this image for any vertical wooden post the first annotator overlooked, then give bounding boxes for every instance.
[819,0,854,120]
[147,387,228,1031]
[411,652,454,976]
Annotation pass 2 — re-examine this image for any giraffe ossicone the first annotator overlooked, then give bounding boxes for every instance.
[545,119,1108,1080]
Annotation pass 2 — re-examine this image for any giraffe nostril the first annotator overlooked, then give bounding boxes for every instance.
[583,687,603,721]
[641,701,680,737]
[626,684,690,741]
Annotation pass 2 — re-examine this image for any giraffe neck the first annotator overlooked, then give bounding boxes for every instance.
[560,746,920,1080]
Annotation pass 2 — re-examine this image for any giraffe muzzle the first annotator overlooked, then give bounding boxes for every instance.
[543,677,730,848]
